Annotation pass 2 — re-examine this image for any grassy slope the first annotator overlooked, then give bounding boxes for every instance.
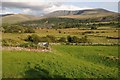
[59,13,115,19]
[2,45,118,78]
[2,14,40,24]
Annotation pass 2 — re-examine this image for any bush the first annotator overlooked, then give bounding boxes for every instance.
[67,36,79,43]
[25,34,56,43]
[67,36,72,43]
[25,34,40,44]
[67,35,88,43]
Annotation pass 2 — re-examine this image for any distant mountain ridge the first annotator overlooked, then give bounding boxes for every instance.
[1,8,118,24]
[44,8,117,18]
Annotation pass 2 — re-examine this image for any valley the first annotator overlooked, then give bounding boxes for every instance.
[1,8,119,79]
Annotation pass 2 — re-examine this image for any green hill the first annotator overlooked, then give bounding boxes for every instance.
[2,14,40,24]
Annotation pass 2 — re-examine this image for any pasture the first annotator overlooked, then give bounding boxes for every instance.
[2,27,119,45]
[1,7,119,79]
[2,45,118,78]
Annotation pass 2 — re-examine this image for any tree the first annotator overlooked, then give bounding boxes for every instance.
[25,34,40,44]
[67,36,72,43]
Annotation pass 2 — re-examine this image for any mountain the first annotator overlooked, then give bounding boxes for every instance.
[2,14,40,24]
[44,8,117,19]
[2,8,118,24]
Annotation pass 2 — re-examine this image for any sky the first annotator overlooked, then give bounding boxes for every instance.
[1,0,120,16]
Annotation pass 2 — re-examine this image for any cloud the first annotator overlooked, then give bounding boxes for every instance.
[44,4,92,13]
[3,0,47,2]
[0,9,16,15]
[2,0,119,2]
[1,0,92,15]
[2,2,53,10]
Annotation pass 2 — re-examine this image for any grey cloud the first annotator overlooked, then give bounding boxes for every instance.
[2,2,50,10]
[1,2,64,15]
[2,2,62,10]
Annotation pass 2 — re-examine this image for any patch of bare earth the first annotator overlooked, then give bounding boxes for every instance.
[2,47,50,52]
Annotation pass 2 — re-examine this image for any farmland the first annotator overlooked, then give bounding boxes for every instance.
[2,26,119,79]
[2,27,119,45]
[2,45,118,78]
[1,8,119,79]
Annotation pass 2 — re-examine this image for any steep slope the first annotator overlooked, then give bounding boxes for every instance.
[2,14,40,24]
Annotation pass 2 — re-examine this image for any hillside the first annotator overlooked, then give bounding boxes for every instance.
[2,8,119,28]
[2,14,40,24]
[19,16,118,29]
[44,8,117,19]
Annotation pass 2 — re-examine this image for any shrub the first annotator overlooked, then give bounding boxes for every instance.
[67,35,88,43]
[67,36,80,43]
[67,36,72,43]
[25,34,57,43]
[25,34,40,44]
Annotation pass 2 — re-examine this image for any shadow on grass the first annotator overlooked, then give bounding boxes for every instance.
[23,63,66,80]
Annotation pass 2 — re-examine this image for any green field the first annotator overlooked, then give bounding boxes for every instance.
[2,45,118,78]
[2,28,119,46]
